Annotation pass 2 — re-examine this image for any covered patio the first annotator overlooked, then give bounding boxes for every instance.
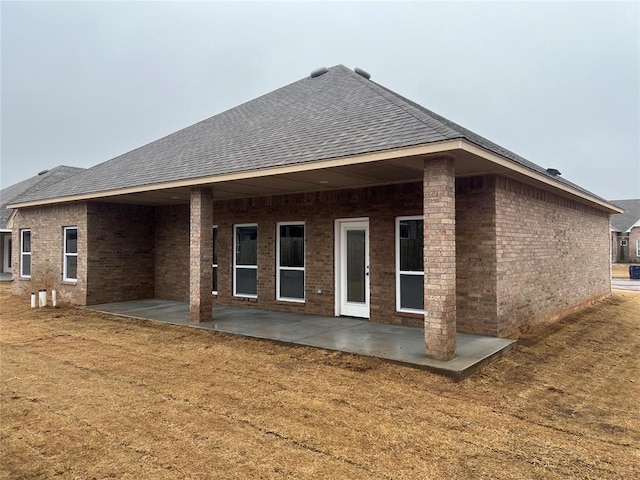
[82,299,515,380]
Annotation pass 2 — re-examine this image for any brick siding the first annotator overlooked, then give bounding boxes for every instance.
[85,203,155,304]
[11,203,88,304]
[11,175,613,339]
[156,183,425,325]
[494,177,611,337]
[629,226,640,263]
[155,205,190,301]
[455,176,499,335]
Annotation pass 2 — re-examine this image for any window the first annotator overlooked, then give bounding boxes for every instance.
[63,227,78,282]
[621,239,628,247]
[212,226,218,294]
[396,217,424,312]
[20,229,31,278]
[277,223,305,302]
[637,240,640,257]
[234,224,257,297]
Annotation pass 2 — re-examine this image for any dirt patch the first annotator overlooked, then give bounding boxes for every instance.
[1,284,638,479]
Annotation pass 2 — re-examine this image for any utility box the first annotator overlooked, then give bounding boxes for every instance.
[629,265,640,280]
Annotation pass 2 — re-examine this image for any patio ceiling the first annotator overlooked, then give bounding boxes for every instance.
[91,147,534,207]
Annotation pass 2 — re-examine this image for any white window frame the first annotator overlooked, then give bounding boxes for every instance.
[637,240,640,257]
[212,225,218,295]
[621,239,628,247]
[20,229,31,278]
[395,216,424,314]
[63,226,78,282]
[276,222,305,303]
[233,223,258,298]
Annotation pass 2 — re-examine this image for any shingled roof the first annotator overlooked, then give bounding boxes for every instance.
[1,166,85,227]
[610,199,640,232]
[9,65,609,206]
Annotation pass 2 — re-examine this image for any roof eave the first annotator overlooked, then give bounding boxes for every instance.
[8,138,622,214]
[458,140,623,214]
[7,140,463,208]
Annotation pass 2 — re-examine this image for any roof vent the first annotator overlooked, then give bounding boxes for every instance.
[546,168,562,176]
[310,67,328,78]
[37,169,49,176]
[354,67,371,79]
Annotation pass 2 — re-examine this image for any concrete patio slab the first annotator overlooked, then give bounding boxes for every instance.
[82,299,515,380]
[611,278,640,292]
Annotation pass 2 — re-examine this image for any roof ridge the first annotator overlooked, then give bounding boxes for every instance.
[346,71,463,140]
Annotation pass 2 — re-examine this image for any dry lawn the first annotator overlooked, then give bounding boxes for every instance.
[612,263,637,278]
[1,284,639,479]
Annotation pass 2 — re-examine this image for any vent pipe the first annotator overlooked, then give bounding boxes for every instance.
[310,67,328,78]
[354,67,371,79]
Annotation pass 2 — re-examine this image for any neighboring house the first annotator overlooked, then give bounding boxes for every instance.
[7,65,621,361]
[610,199,640,263]
[0,166,85,279]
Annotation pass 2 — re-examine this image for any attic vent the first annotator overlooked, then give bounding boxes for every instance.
[354,67,371,79]
[546,168,562,176]
[310,67,328,78]
[37,169,49,176]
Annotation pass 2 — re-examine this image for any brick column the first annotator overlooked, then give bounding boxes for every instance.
[423,156,456,360]
[190,187,213,322]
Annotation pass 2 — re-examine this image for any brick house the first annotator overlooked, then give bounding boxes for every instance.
[8,65,620,360]
[610,199,640,263]
[0,166,84,279]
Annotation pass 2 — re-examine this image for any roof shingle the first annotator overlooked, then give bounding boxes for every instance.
[1,166,85,226]
[10,65,607,205]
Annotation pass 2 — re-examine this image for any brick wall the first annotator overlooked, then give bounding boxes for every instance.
[455,176,498,335]
[155,205,190,301]
[629,226,640,262]
[12,175,613,338]
[494,177,611,337]
[0,232,9,273]
[610,232,619,263]
[85,203,155,304]
[154,183,424,325]
[11,203,88,304]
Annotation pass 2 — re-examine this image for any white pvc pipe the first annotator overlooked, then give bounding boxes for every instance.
[38,289,47,308]
[30,293,36,308]
[52,289,57,307]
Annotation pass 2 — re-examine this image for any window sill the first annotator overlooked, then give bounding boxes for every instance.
[61,280,78,286]
[395,310,424,319]
[234,295,258,302]
[275,299,305,306]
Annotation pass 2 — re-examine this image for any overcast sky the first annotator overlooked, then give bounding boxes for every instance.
[2,1,638,200]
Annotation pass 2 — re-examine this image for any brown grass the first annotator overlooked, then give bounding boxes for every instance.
[612,263,635,278]
[1,284,639,479]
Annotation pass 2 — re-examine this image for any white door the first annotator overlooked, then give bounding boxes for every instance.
[3,235,11,273]
[336,219,370,318]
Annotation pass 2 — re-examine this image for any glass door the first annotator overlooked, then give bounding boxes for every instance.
[338,220,370,318]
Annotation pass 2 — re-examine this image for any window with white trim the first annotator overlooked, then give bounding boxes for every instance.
[621,239,628,247]
[20,229,31,278]
[63,227,78,282]
[212,226,218,295]
[637,240,640,257]
[234,224,257,297]
[277,223,305,302]
[396,217,424,312]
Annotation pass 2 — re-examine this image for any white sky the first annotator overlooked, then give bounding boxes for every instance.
[1,0,639,200]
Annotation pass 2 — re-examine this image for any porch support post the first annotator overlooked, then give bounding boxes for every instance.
[189,187,213,323]
[423,156,457,361]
